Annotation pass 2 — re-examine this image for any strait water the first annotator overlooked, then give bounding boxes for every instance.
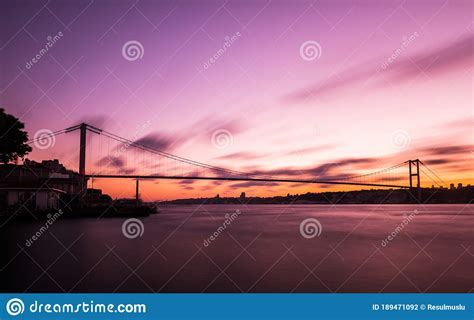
[1,204,473,292]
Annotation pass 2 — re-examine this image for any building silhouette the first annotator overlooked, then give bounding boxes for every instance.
[0,159,86,211]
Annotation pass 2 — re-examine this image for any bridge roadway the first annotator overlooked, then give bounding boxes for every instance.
[85,174,410,189]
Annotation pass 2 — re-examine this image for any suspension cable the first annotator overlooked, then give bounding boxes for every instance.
[98,129,252,177]
[49,124,434,186]
[419,161,447,187]
[27,129,68,144]
[322,162,407,181]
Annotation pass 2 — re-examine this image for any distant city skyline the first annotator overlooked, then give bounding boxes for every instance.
[1,0,472,200]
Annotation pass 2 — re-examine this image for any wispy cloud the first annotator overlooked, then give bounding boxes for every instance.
[178,179,195,185]
[248,157,379,179]
[436,117,474,131]
[214,151,269,161]
[283,144,337,156]
[228,181,280,189]
[284,34,474,102]
[420,144,473,156]
[134,133,175,152]
[96,156,124,168]
[95,156,135,174]
[134,116,247,153]
[72,114,109,128]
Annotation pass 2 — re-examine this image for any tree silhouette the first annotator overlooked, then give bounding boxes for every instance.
[0,108,32,164]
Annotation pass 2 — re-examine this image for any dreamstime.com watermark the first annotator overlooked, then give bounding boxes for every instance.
[5,298,146,317]
[390,129,411,150]
[299,40,322,61]
[203,209,241,247]
[122,40,144,61]
[299,218,323,239]
[25,31,64,70]
[113,120,151,158]
[381,32,419,70]
[25,209,64,247]
[203,31,242,70]
[121,218,144,239]
[381,209,419,247]
[211,129,233,149]
[34,128,56,150]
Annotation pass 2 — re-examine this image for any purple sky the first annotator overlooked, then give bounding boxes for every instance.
[1,0,473,199]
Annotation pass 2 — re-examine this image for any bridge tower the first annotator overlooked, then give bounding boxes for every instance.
[70,123,101,196]
[79,123,87,195]
[408,159,421,202]
[135,179,140,208]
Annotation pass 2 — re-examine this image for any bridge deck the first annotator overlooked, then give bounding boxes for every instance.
[85,175,410,189]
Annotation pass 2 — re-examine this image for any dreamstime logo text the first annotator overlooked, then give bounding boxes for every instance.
[6,298,25,316]
[381,209,419,247]
[299,40,322,61]
[122,40,144,61]
[299,218,322,239]
[5,299,146,316]
[381,32,419,70]
[122,218,144,239]
[390,129,411,149]
[25,31,64,70]
[113,120,151,158]
[203,31,241,70]
[34,129,56,150]
[25,209,64,247]
[211,129,233,149]
[203,210,241,247]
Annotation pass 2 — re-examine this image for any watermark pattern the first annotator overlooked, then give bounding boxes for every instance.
[381,32,419,70]
[33,129,56,150]
[25,210,64,247]
[122,218,144,239]
[390,129,411,149]
[25,31,64,70]
[203,31,242,70]
[211,129,233,149]
[299,218,322,239]
[299,40,322,61]
[122,40,144,61]
[381,209,419,247]
[203,210,241,247]
[6,298,25,316]
[113,120,151,158]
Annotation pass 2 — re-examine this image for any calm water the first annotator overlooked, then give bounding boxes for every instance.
[1,204,473,292]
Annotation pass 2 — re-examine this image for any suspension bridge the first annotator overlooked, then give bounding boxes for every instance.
[28,123,446,201]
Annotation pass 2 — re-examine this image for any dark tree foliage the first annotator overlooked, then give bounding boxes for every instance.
[0,108,32,164]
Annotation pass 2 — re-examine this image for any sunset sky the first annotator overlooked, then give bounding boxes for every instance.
[1,0,473,200]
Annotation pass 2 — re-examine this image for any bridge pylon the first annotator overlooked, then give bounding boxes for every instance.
[65,122,102,201]
[79,123,87,195]
[408,159,421,202]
